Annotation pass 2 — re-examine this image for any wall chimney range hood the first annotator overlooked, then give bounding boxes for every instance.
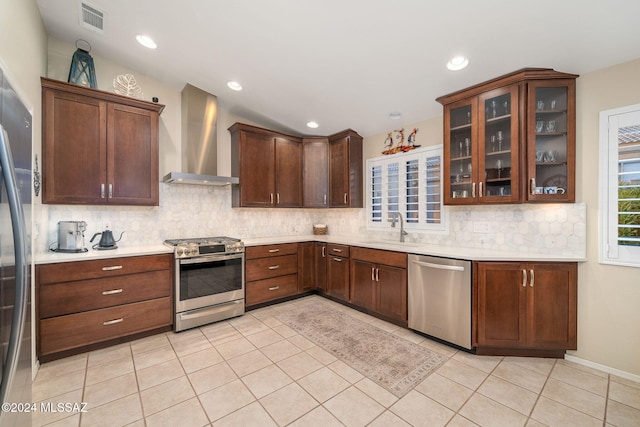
[163,84,239,186]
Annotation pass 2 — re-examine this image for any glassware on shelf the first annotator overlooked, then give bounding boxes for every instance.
[496,131,504,151]
[496,159,503,178]
[490,100,497,118]
[464,137,470,157]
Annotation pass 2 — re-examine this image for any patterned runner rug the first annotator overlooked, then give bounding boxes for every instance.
[276,301,447,397]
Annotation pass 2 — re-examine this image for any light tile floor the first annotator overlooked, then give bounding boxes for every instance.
[33,295,640,427]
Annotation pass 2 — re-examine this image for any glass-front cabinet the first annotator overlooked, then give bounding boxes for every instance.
[527,80,575,202]
[443,86,520,204]
[479,86,520,203]
[439,68,577,205]
[444,99,476,204]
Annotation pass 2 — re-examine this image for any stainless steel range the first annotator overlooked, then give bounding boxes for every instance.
[164,236,245,331]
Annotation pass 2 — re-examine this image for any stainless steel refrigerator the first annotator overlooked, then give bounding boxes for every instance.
[0,67,32,426]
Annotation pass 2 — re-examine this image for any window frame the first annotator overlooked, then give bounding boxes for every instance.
[599,103,640,267]
[366,145,447,233]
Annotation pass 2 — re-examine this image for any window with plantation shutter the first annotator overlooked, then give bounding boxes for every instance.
[599,104,640,267]
[366,146,446,232]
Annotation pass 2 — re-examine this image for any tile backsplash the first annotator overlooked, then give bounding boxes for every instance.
[36,184,586,257]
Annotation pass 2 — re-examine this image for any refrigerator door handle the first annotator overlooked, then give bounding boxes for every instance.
[0,125,29,408]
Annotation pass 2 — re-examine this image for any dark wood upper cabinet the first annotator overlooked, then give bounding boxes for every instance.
[437,68,577,205]
[329,129,363,208]
[230,123,301,207]
[41,78,163,206]
[230,123,362,208]
[303,137,329,207]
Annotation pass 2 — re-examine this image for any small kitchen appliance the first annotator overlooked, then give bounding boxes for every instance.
[90,229,124,250]
[54,221,88,253]
[164,236,245,331]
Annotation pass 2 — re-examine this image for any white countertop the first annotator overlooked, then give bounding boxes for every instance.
[244,235,586,262]
[35,236,585,264]
[35,245,173,264]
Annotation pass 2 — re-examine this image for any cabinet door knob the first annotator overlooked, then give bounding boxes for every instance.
[102,265,123,271]
[277,193,280,204]
[529,269,535,287]
[268,248,280,253]
[333,257,342,262]
[323,194,327,205]
[522,269,527,287]
[102,289,123,295]
[344,193,348,204]
[101,184,105,198]
[103,318,123,326]
[322,246,326,257]
[472,182,476,198]
[371,267,375,281]
[332,248,343,253]
[270,193,274,204]
[376,268,380,282]
[479,182,484,198]
[268,286,280,291]
[108,184,113,198]
[268,265,280,270]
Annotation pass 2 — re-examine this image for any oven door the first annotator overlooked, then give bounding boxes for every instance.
[176,253,244,313]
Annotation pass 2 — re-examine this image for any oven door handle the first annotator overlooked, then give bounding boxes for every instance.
[179,253,244,265]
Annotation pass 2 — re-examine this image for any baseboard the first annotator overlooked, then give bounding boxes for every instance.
[564,354,640,383]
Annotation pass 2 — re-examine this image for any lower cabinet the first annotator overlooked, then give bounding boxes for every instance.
[37,254,173,361]
[326,244,350,301]
[315,242,327,292]
[245,243,299,306]
[474,261,577,355]
[298,241,315,293]
[350,247,407,324]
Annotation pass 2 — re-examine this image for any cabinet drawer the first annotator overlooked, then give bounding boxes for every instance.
[351,247,407,268]
[246,243,298,259]
[327,243,350,258]
[246,254,297,281]
[39,269,172,318]
[39,297,172,357]
[37,254,173,285]
[246,274,298,306]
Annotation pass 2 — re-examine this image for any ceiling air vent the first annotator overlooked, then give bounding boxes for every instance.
[79,2,105,33]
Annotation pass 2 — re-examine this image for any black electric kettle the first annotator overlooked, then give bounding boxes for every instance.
[90,229,124,250]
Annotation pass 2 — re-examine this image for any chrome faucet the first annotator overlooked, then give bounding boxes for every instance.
[390,212,409,242]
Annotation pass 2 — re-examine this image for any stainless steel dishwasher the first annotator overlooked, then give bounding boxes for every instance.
[408,254,472,349]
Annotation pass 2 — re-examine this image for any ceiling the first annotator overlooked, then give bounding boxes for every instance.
[36,0,640,137]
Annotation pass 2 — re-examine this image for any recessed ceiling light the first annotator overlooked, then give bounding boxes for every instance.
[388,112,402,120]
[136,34,157,49]
[447,55,469,71]
[306,121,319,129]
[227,81,243,91]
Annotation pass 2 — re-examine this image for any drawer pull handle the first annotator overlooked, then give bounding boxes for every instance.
[333,257,343,262]
[103,318,123,326]
[268,286,280,291]
[268,249,280,253]
[268,265,280,270]
[332,248,343,253]
[102,289,123,295]
[102,265,123,271]
[522,269,527,287]
[529,269,535,287]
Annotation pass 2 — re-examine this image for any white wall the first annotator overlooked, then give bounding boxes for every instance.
[571,58,640,377]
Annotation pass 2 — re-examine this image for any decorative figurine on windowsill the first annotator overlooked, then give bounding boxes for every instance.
[382,127,420,155]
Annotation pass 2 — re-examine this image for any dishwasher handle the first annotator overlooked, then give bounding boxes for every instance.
[411,260,465,272]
